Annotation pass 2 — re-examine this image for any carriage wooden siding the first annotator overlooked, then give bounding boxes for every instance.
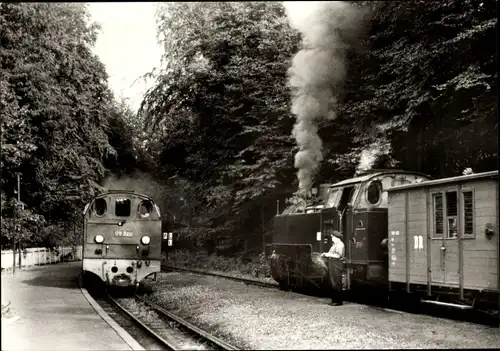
[387,171,499,296]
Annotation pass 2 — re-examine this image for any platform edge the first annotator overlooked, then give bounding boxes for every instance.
[77,274,145,351]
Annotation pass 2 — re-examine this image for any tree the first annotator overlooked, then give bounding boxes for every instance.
[140,2,302,252]
[1,3,135,247]
[338,0,497,178]
[104,98,153,176]
[1,196,45,248]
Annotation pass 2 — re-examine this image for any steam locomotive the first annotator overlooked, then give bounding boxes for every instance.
[82,191,163,290]
[267,169,499,315]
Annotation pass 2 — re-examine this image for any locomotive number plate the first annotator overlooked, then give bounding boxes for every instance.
[114,230,133,237]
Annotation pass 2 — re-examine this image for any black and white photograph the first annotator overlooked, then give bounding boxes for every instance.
[1,1,499,350]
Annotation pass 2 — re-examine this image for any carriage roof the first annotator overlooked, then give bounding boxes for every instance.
[387,170,498,192]
[329,170,431,188]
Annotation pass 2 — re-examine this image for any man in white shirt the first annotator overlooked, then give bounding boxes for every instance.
[321,230,345,306]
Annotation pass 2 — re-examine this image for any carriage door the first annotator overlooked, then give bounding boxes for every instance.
[430,190,459,285]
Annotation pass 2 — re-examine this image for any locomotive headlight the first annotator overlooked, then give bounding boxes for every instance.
[141,236,151,245]
[95,234,104,243]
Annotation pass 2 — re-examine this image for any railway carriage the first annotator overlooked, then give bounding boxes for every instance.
[387,170,499,312]
[82,191,162,289]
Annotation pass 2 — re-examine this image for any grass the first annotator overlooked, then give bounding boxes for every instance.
[150,275,252,349]
[149,272,500,350]
[165,249,273,281]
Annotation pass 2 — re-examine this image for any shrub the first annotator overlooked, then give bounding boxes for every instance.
[166,249,271,278]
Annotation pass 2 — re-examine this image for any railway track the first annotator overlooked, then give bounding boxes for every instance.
[161,265,278,289]
[81,272,239,350]
[92,290,239,350]
[134,295,239,350]
[88,291,170,350]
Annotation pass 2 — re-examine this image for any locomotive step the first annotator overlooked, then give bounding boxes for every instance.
[420,299,473,310]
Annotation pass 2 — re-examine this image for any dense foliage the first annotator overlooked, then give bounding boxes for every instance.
[0,3,140,249]
[340,0,497,177]
[142,0,497,255]
[1,1,496,256]
[141,2,302,253]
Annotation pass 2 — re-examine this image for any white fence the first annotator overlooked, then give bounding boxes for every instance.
[1,246,83,271]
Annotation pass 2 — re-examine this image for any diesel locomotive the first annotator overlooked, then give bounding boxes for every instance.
[82,190,162,289]
[267,169,499,315]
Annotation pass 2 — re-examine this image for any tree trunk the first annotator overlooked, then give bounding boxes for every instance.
[440,142,446,177]
[261,204,266,255]
[417,126,423,172]
[12,241,16,274]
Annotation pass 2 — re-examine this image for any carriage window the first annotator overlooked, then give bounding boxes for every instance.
[115,198,131,217]
[433,193,443,238]
[446,191,458,238]
[463,191,474,237]
[94,198,107,217]
[367,181,382,205]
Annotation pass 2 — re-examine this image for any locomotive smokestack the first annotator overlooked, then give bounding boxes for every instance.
[355,139,393,176]
[356,146,379,176]
[284,1,364,196]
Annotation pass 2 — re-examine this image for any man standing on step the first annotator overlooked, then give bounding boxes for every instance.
[321,230,345,306]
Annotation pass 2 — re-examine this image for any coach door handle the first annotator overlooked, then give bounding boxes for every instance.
[440,245,446,270]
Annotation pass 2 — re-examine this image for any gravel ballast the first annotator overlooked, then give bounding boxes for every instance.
[149,272,500,349]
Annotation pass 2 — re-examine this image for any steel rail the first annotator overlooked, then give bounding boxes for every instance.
[108,294,177,350]
[136,295,240,351]
[161,265,278,289]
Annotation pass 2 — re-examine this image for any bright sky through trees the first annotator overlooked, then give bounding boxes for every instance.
[87,2,162,112]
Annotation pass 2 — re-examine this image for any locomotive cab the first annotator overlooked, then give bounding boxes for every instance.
[268,170,430,291]
[330,172,431,289]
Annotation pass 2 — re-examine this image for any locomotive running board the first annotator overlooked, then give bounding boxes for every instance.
[420,299,473,310]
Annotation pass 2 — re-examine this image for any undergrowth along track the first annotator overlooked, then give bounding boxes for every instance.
[161,265,278,289]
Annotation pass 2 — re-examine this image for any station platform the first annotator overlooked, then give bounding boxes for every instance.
[1,262,138,351]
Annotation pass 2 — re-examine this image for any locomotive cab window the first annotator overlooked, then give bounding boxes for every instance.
[115,198,131,217]
[338,186,355,213]
[93,198,107,217]
[138,200,153,218]
[325,189,341,208]
[366,181,382,205]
